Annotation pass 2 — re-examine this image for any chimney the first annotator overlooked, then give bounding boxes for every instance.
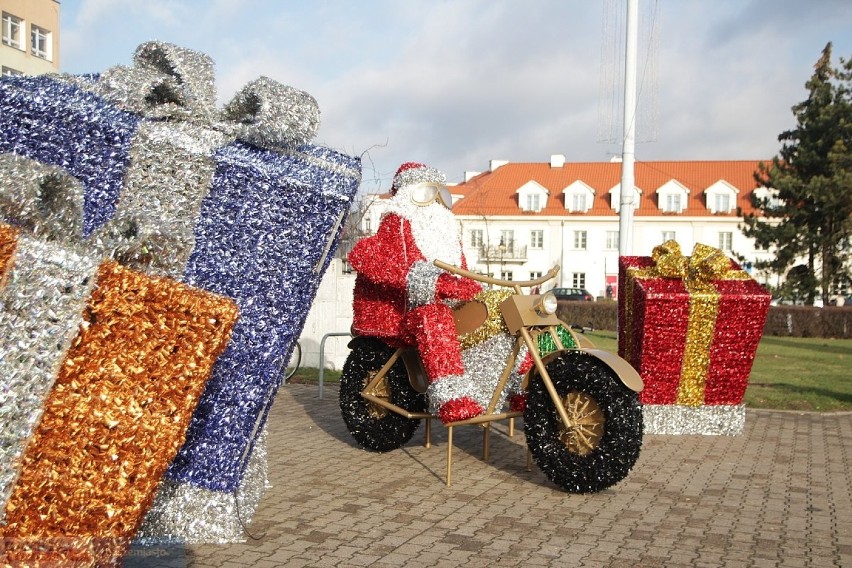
[489,159,509,172]
[464,171,482,182]
[550,154,565,168]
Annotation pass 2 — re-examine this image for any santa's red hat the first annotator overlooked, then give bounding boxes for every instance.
[391,162,446,195]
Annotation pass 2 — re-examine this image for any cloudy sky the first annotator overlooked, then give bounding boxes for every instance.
[58,0,852,191]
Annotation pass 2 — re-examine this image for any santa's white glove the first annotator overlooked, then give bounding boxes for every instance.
[406,261,442,308]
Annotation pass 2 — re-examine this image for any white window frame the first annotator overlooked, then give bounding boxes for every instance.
[719,231,733,252]
[2,12,24,50]
[705,181,738,214]
[661,230,676,243]
[609,184,642,212]
[573,230,587,250]
[572,272,586,288]
[530,229,544,249]
[663,193,681,213]
[564,181,595,213]
[1,66,23,77]
[605,230,619,250]
[516,181,548,213]
[470,229,483,248]
[753,187,782,210]
[656,180,689,214]
[714,193,731,212]
[500,270,514,281]
[30,24,52,61]
[529,271,543,280]
[526,194,541,212]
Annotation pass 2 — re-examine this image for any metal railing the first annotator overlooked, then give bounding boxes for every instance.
[478,244,528,263]
[318,331,352,399]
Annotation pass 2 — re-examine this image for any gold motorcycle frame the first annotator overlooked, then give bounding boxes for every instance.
[350,261,644,486]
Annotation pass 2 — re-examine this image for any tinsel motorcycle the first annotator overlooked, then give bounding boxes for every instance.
[339,262,644,493]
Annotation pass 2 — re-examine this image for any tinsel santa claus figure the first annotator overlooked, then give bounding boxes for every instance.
[349,162,485,423]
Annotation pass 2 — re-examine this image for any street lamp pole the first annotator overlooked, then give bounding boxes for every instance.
[618,0,638,256]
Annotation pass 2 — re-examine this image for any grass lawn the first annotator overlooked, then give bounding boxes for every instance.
[580,330,852,412]
[289,331,852,412]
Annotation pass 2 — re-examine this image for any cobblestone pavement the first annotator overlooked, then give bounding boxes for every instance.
[156,384,850,567]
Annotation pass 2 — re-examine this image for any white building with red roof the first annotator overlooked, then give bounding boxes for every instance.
[361,155,778,299]
[299,155,784,369]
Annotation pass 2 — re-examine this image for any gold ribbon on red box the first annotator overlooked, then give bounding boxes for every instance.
[624,240,752,406]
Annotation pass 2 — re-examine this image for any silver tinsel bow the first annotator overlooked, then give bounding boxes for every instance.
[89,41,321,150]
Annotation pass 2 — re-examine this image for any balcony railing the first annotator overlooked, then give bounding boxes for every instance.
[478,244,527,264]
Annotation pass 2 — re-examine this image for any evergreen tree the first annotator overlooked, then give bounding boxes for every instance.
[742,43,852,305]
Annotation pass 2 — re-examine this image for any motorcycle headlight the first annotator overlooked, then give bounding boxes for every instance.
[536,291,558,315]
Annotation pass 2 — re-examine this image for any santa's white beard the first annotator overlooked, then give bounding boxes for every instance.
[385,193,463,265]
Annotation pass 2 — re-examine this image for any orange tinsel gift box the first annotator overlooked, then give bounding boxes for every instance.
[0,224,16,280]
[618,241,770,408]
[0,258,238,566]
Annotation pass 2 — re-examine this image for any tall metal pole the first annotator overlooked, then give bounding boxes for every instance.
[618,0,638,255]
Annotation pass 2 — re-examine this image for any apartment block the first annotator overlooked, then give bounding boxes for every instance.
[1,0,60,76]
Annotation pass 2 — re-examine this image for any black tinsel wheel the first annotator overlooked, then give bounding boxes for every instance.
[524,350,643,493]
[339,337,426,452]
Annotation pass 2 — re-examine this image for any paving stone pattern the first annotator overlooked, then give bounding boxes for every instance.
[148,385,851,567]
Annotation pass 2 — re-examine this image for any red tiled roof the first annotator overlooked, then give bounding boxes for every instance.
[450,160,768,217]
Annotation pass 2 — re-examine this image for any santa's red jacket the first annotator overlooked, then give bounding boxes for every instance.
[349,213,480,347]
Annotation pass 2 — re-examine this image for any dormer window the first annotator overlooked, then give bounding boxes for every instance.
[563,180,595,213]
[713,193,730,212]
[526,193,542,211]
[663,194,681,212]
[609,184,642,212]
[516,181,549,212]
[656,180,689,214]
[705,180,739,214]
[753,187,782,211]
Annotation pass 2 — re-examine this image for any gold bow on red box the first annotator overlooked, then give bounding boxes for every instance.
[624,240,752,406]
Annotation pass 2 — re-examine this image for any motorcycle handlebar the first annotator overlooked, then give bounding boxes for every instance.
[433,260,560,288]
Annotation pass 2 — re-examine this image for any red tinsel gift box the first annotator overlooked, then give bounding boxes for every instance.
[618,241,770,407]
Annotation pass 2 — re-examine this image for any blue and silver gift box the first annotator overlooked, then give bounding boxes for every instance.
[0,41,361,542]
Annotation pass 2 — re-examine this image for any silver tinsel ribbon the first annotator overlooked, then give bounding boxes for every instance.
[0,154,86,246]
[85,41,320,151]
[77,41,321,279]
[135,425,269,544]
[407,260,442,307]
[427,333,524,415]
[0,234,98,519]
[90,120,228,278]
[642,404,745,435]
